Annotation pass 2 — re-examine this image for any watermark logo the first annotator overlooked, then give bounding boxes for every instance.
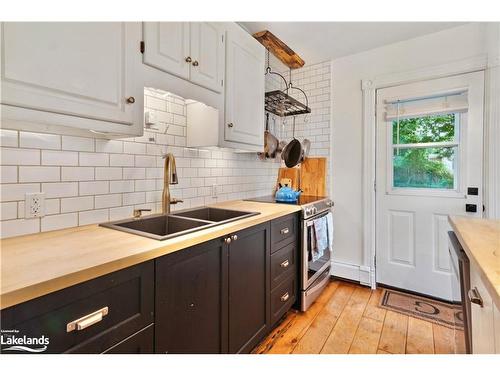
[1,329,49,353]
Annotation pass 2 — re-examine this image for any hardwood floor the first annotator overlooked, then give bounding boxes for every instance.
[253,279,457,354]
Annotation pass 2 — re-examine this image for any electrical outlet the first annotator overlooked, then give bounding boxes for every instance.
[212,184,218,198]
[25,192,45,218]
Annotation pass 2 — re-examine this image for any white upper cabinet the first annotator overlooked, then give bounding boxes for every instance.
[142,22,224,93]
[142,22,190,80]
[224,23,265,148]
[0,22,144,137]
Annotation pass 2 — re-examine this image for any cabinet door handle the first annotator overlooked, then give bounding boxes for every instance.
[280,228,289,235]
[126,96,135,104]
[231,234,238,241]
[224,237,232,244]
[280,259,290,268]
[192,60,199,67]
[227,123,234,128]
[185,56,192,63]
[66,306,109,332]
[468,287,483,307]
[280,292,290,302]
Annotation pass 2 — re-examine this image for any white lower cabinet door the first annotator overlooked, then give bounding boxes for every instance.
[224,23,265,147]
[142,22,190,80]
[470,265,496,353]
[1,22,143,136]
[189,22,224,93]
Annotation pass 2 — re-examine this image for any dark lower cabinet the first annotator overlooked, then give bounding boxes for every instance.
[102,324,154,354]
[155,238,228,354]
[228,222,270,354]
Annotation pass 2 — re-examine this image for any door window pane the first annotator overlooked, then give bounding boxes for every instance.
[393,146,457,189]
[392,113,457,145]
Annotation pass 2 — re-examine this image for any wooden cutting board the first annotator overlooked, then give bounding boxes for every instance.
[275,167,300,192]
[299,157,326,196]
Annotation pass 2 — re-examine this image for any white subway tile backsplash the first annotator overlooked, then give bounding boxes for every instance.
[95,194,122,209]
[79,181,108,196]
[135,179,156,192]
[19,166,60,182]
[122,192,145,205]
[95,139,123,154]
[79,209,108,226]
[20,132,61,150]
[79,152,109,166]
[123,142,146,155]
[42,182,78,198]
[95,167,122,181]
[110,180,134,193]
[1,218,40,238]
[1,183,40,202]
[41,213,77,232]
[123,167,146,180]
[1,202,18,220]
[109,205,134,221]
[61,196,94,213]
[0,129,18,147]
[42,150,79,166]
[110,154,134,167]
[1,148,40,165]
[61,167,94,181]
[135,155,156,167]
[1,166,17,183]
[62,135,94,152]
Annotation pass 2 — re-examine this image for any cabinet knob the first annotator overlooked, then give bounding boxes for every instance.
[231,234,238,241]
[227,123,234,128]
[224,237,232,244]
[192,60,199,67]
[126,96,135,104]
[185,56,192,63]
[468,287,483,307]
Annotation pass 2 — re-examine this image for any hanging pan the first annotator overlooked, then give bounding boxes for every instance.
[282,116,302,168]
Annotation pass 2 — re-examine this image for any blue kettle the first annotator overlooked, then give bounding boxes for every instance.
[275,185,302,203]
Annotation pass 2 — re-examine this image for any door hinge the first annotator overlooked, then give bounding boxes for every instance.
[221,34,224,43]
[221,79,224,87]
[374,255,377,267]
[140,41,145,54]
[374,181,377,192]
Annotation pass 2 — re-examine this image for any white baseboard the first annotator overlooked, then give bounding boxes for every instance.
[330,261,373,287]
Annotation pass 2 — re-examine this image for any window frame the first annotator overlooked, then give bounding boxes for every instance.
[385,112,467,198]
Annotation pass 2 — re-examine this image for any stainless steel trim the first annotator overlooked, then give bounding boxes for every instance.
[67,307,109,332]
[300,267,330,311]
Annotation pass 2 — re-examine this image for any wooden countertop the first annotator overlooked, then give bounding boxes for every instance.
[449,216,500,309]
[0,200,301,309]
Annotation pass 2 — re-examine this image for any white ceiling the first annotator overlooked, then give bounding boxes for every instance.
[241,22,467,65]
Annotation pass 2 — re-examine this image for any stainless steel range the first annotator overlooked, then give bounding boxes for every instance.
[245,195,334,311]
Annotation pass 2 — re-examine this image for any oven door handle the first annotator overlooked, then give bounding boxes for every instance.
[305,268,330,296]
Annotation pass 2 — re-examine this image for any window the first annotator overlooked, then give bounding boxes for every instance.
[392,113,459,190]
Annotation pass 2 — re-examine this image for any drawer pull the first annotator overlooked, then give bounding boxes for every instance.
[468,287,483,307]
[66,306,109,333]
[280,228,289,235]
[280,259,290,268]
[280,292,290,302]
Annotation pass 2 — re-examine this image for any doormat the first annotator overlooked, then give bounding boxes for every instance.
[379,289,463,329]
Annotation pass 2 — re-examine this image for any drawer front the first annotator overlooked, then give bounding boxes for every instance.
[1,261,154,354]
[270,242,297,289]
[271,213,298,252]
[102,324,154,354]
[270,275,297,326]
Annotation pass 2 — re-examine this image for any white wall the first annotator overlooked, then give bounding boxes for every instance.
[330,23,496,279]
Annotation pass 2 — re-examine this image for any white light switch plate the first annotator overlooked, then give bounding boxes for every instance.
[25,192,45,218]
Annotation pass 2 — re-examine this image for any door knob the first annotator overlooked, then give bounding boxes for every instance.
[126,96,135,104]
[192,60,199,66]
[185,56,192,63]
[227,123,234,128]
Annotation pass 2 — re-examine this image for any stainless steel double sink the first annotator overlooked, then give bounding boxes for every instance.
[100,207,259,240]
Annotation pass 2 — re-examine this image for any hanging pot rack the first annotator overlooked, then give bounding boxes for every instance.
[263,49,311,118]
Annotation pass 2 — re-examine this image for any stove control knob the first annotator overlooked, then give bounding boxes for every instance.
[327,200,333,207]
[305,208,312,216]
[312,207,317,215]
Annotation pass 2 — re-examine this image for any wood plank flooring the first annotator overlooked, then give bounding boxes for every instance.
[253,279,457,354]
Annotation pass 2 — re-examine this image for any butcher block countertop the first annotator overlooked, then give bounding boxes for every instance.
[0,200,301,309]
[449,215,500,308]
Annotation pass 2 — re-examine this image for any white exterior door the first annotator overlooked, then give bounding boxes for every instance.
[189,23,224,93]
[1,22,142,130]
[224,23,265,147]
[142,22,190,79]
[375,72,484,300]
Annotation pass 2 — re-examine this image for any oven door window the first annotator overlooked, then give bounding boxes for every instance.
[306,218,331,279]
